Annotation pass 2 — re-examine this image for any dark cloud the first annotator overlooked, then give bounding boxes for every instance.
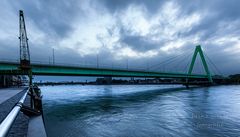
[0,0,240,76]
[177,0,240,41]
[9,0,82,38]
[121,34,159,52]
[0,41,18,60]
[101,0,166,14]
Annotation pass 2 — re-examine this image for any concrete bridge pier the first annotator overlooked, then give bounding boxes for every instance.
[3,75,6,87]
[0,75,14,87]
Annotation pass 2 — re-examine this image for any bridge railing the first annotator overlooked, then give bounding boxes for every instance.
[0,59,151,72]
[0,88,29,137]
[31,61,149,72]
[0,59,191,74]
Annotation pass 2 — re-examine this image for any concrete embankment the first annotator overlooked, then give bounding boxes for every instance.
[0,87,46,137]
[0,88,29,137]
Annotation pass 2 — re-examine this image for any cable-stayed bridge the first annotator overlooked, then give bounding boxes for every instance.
[0,44,222,84]
[0,10,223,85]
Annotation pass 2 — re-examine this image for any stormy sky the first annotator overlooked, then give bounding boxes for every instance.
[0,0,240,76]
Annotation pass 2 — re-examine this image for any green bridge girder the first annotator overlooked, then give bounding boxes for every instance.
[0,61,208,79]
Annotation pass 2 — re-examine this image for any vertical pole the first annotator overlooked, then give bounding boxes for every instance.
[147,59,149,72]
[29,70,33,108]
[126,58,128,70]
[19,12,21,64]
[52,48,55,65]
[3,76,6,87]
[97,54,99,68]
[29,72,32,86]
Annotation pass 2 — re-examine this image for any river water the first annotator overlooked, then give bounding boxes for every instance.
[41,85,240,137]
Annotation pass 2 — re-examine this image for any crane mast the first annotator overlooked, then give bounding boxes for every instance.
[19,10,30,69]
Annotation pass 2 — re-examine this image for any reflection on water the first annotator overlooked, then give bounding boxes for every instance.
[42,85,240,137]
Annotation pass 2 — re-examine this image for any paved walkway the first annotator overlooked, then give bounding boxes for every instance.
[0,88,29,137]
[0,87,25,104]
[0,87,47,137]
[28,116,47,137]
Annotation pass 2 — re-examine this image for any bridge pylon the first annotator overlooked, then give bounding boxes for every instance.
[187,45,213,83]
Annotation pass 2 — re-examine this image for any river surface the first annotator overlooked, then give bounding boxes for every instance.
[41,85,240,137]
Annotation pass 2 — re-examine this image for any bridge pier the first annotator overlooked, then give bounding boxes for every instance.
[3,76,7,87]
[185,84,189,89]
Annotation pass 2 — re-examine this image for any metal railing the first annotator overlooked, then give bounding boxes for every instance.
[0,88,29,137]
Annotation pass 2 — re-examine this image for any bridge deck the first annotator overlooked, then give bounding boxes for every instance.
[0,62,208,79]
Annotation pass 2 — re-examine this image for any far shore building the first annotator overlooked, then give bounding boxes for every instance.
[0,75,27,87]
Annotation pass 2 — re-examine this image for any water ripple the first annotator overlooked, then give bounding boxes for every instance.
[41,85,240,137]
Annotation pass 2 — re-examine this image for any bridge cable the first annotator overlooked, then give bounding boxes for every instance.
[148,47,194,70]
[149,51,192,72]
[170,52,193,73]
[204,53,223,76]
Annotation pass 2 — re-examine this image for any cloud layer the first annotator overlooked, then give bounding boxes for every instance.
[0,0,240,75]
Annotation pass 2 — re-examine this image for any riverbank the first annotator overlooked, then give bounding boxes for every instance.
[0,87,46,137]
[0,88,29,137]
